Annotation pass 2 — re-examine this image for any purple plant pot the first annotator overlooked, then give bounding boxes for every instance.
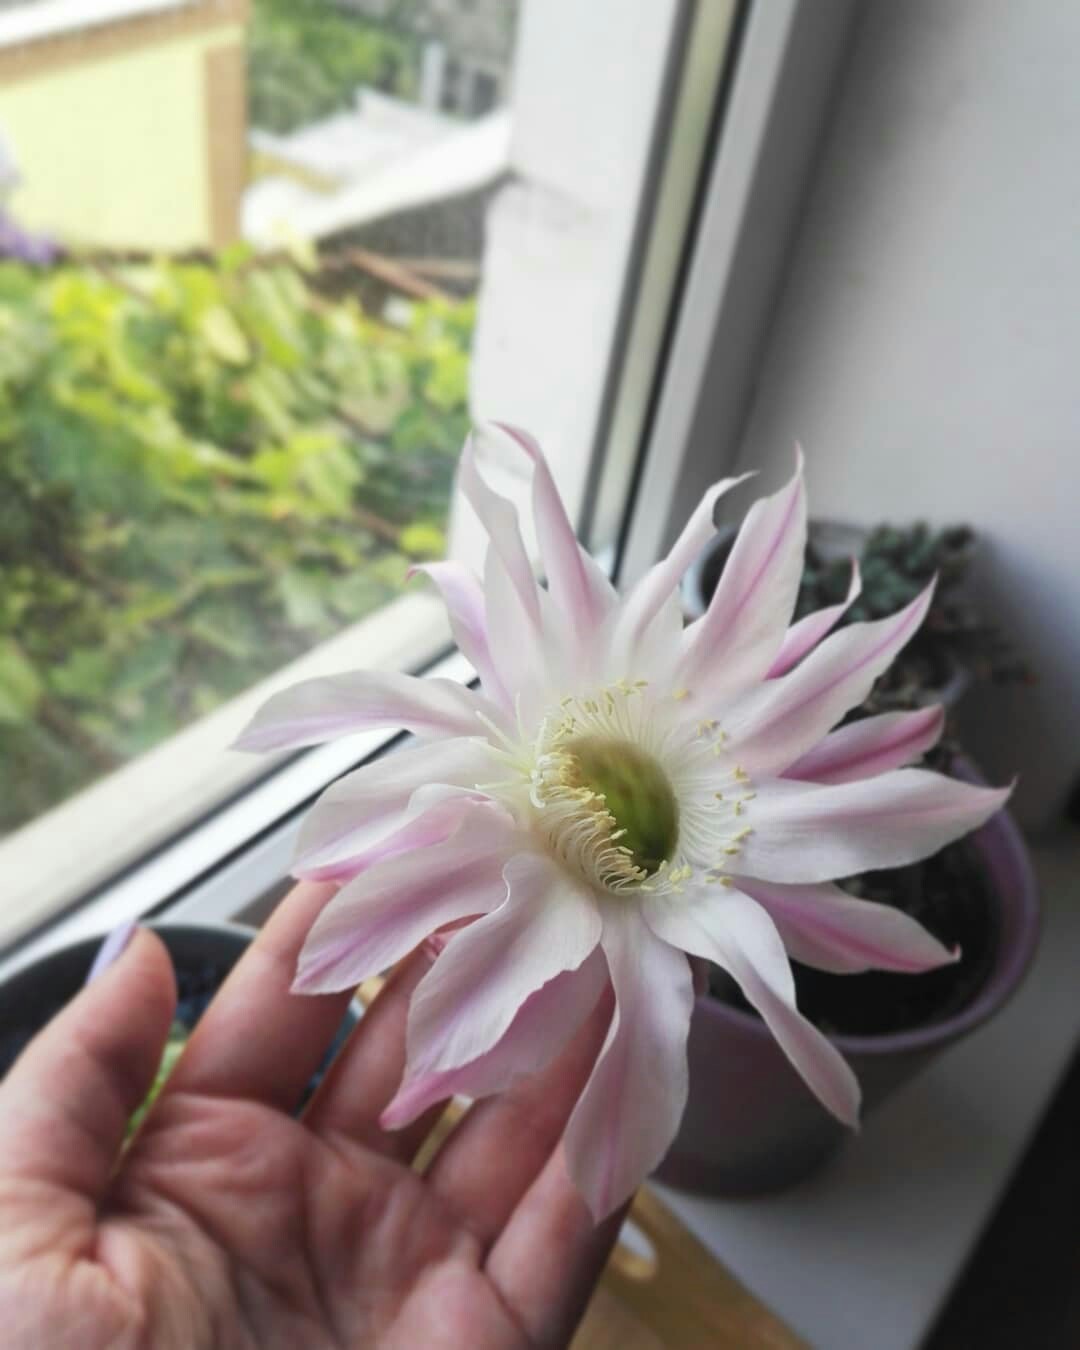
[655,760,1040,1196]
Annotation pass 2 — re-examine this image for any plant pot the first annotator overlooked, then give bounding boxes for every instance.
[682,518,971,707]
[0,922,358,1108]
[655,760,1039,1196]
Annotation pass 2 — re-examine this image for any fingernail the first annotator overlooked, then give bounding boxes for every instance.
[86,920,139,985]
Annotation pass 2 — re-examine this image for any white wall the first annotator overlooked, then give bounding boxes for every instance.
[732,0,1080,831]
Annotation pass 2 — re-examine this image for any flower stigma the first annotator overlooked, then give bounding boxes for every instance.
[529,694,680,894]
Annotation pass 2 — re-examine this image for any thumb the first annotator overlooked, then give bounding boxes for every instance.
[0,928,176,1202]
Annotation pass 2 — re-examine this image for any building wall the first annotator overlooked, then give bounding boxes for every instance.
[728,0,1080,830]
[0,18,246,250]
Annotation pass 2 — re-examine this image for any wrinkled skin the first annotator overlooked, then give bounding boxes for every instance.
[0,884,622,1349]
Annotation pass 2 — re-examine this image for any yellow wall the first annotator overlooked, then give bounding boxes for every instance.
[0,26,244,250]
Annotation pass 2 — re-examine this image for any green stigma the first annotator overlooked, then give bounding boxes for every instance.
[567,736,679,877]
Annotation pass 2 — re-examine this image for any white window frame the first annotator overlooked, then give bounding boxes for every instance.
[0,0,859,979]
[0,0,194,51]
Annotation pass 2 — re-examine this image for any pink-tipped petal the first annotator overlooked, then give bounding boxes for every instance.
[718,901,861,1125]
[380,949,607,1129]
[784,706,946,785]
[643,889,860,1125]
[292,737,493,873]
[607,472,754,671]
[677,452,807,710]
[736,769,1012,885]
[483,545,557,725]
[724,582,936,779]
[410,560,508,705]
[732,876,957,974]
[492,422,617,631]
[298,785,491,883]
[405,851,602,1075]
[563,908,694,1221]
[233,670,492,753]
[292,807,515,994]
[767,559,862,678]
[459,427,542,628]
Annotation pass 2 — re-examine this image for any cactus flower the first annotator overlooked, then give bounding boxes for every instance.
[236,424,1009,1219]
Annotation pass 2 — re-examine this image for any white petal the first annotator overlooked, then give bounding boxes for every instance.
[492,422,616,630]
[722,584,934,778]
[233,670,493,753]
[483,546,556,725]
[293,738,493,873]
[293,806,515,994]
[380,949,607,1128]
[735,769,1011,884]
[643,889,860,1125]
[767,560,861,677]
[677,452,807,710]
[732,876,957,974]
[410,561,508,705]
[459,426,542,628]
[405,851,602,1075]
[606,472,753,673]
[784,706,945,785]
[563,906,694,1221]
[297,784,492,883]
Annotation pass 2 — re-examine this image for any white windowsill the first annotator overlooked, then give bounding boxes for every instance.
[655,837,1080,1350]
[0,0,192,50]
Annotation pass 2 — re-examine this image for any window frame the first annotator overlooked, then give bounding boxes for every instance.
[0,0,859,980]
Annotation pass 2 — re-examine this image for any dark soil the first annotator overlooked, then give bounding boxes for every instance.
[708,836,1000,1037]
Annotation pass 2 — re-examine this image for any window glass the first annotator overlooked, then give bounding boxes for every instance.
[0,0,517,837]
[0,0,722,943]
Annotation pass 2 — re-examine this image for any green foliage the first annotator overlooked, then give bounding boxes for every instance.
[798,521,1031,702]
[796,522,976,625]
[249,0,417,134]
[127,1024,188,1139]
[0,250,473,835]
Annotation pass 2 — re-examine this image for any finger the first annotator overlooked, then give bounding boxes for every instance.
[487,1148,628,1349]
[304,941,449,1161]
[0,929,175,1202]
[163,881,354,1113]
[425,986,613,1247]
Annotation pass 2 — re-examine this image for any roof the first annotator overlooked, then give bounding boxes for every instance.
[243,90,512,249]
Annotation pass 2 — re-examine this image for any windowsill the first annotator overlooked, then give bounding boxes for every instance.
[0,0,191,51]
[654,836,1080,1349]
[0,592,451,952]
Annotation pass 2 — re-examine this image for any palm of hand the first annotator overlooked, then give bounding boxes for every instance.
[0,886,619,1350]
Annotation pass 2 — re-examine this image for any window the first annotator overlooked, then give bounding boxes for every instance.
[471,69,497,117]
[0,0,855,967]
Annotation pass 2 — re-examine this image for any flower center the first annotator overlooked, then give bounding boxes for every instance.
[568,737,679,876]
[531,733,679,892]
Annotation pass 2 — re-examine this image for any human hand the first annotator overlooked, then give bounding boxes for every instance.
[0,884,623,1348]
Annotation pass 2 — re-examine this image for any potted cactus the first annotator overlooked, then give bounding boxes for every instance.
[660,519,1038,1196]
[657,751,1038,1195]
[684,518,1031,711]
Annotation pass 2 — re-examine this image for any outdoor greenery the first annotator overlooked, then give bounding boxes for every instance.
[249,0,417,134]
[0,249,473,835]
